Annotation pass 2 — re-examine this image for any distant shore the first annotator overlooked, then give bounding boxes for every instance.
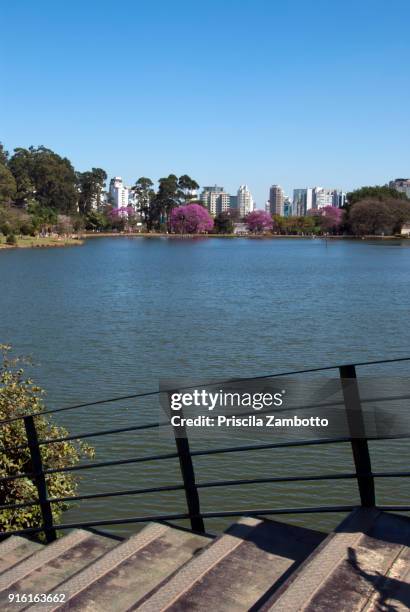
[0,236,84,249]
[1,232,408,250]
[83,232,408,241]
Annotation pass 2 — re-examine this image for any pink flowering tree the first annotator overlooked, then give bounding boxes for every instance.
[245,210,273,233]
[308,206,344,233]
[170,204,214,234]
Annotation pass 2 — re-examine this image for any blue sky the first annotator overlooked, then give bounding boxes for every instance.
[1,0,409,207]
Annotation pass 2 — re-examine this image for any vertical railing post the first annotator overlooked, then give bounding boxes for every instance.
[24,415,57,542]
[339,365,376,507]
[168,396,205,533]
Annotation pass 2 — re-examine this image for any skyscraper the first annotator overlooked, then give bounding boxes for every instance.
[237,185,254,217]
[268,185,284,215]
[200,186,230,216]
[292,188,313,216]
[283,196,292,217]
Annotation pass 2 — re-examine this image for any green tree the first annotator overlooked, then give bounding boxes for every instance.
[0,345,94,534]
[9,146,77,213]
[347,185,408,206]
[27,201,58,233]
[0,164,17,205]
[214,211,234,234]
[0,142,9,165]
[77,168,107,214]
[85,210,110,231]
[132,177,155,229]
[178,175,199,203]
[153,174,180,229]
[8,148,36,207]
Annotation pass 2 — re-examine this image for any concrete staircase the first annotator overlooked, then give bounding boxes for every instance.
[0,509,409,611]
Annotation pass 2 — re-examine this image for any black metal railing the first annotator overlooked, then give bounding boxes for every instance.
[1,357,410,542]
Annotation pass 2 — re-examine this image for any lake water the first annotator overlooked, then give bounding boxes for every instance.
[1,236,410,535]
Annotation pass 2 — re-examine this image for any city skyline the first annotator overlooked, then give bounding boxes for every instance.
[107,176,352,216]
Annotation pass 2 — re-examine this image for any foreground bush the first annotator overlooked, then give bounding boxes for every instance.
[0,345,94,534]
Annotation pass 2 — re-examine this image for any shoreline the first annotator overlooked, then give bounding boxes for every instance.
[83,232,408,241]
[0,236,84,250]
[0,232,408,250]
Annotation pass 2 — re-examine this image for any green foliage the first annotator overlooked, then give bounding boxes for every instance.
[132,177,155,229]
[0,346,94,534]
[347,185,408,206]
[0,143,9,166]
[0,205,34,236]
[8,146,78,212]
[150,174,199,230]
[0,164,17,205]
[85,210,110,231]
[27,202,58,232]
[6,232,17,245]
[213,211,235,234]
[273,215,320,235]
[77,168,107,215]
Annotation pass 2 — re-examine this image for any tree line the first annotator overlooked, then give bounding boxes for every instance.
[0,142,201,237]
[1,141,410,238]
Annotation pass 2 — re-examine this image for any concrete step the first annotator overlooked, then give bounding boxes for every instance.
[26,522,211,612]
[0,536,44,574]
[135,517,326,612]
[0,529,117,611]
[265,508,410,612]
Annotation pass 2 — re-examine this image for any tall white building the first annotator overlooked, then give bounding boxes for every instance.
[109,177,129,209]
[237,185,254,217]
[200,186,230,215]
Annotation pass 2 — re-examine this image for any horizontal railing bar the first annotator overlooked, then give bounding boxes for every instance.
[5,504,410,539]
[0,473,360,512]
[20,394,410,452]
[373,471,410,478]
[0,471,35,484]
[376,506,410,511]
[4,389,410,452]
[0,483,187,511]
[3,435,409,484]
[4,470,410,513]
[0,513,194,537]
[191,437,352,457]
[197,473,358,488]
[0,505,360,537]
[191,433,410,458]
[0,392,161,426]
[8,421,170,452]
[43,451,180,475]
[1,356,409,426]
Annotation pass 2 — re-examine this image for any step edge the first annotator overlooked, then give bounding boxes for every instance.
[267,508,382,611]
[0,530,92,592]
[25,522,170,612]
[137,520,259,612]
